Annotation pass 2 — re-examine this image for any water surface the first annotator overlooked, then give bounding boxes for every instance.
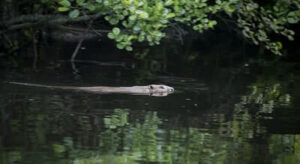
[0,36,300,164]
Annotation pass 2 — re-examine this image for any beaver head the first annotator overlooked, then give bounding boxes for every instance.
[148,84,174,96]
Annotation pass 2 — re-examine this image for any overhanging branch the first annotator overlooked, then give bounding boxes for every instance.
[2,13,104,32]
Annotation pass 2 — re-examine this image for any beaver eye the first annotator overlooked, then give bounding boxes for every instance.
[160,86,165,89]
[150,85,154,89]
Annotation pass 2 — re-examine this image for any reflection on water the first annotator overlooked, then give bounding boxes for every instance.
[1,62,300,164]
[1,38,300,164]
[1,103,300,164]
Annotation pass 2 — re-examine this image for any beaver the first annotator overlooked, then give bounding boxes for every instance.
[9,82,174,96]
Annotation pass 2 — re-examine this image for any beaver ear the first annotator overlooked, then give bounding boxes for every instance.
[149,85,154,89]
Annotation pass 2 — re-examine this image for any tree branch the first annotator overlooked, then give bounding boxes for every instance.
[2,13,104,31]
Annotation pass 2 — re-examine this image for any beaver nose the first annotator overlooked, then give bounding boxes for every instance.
[168,88,174,93]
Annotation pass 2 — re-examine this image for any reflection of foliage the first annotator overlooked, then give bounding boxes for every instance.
[234,62,293,120]
[104,108,129,129]
[230,68,292,140]
[1,102,299,164]
[219,61,300,163]
[46,109,231,164]
[168,128,229,163]
[233,102,267,138]
[269,135,300,164]
[242,83,291,113]
[1,65,300,164]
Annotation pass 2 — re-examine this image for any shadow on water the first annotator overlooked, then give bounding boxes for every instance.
[0,31,300,163]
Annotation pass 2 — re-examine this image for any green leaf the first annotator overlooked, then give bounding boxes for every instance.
[116,35,123,42]
[107,33,115,39]
[136,10,149,19]
[117,43,125,49]
[109,18,119,25]
[165,0,173,6]
[287,35,294,41]
[133,26,141,32]
[288,11,296,17]
[287,18,298,24]
[276,42,282,49]
[76,0,85,5]
[58,7,70,12]
[166,13,176,18]
[138,35,145,42]
[112,27,121,35]
[69,9,80,18]
[146,35,153,42]
[208,21,217,28]
[58,0,71,7]
[126,46,133,51]
[86,2,96,11]
[129,15,137,21]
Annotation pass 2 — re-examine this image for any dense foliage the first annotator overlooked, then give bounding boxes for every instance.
[235,0,300,55]
[1,0,300,55]
[46,0,236,51]
[48,0,300,54]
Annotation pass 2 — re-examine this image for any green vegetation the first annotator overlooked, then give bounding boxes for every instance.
[48,0,300,54]
[234,0,300,55]
[1,1,299,163]
[1,0,299,55]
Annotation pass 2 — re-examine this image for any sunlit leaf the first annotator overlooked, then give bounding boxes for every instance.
[166,13,175,18]
[112,27,121,35]
[276,42,282,49]
[57,7,70,12]
[136,10,149,19]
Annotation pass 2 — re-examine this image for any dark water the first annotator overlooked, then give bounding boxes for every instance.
[1,35,300,164]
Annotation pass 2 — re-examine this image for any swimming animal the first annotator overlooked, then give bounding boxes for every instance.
[9,82,174,96]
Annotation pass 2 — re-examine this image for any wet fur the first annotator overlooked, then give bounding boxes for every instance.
[9,82,174,96]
